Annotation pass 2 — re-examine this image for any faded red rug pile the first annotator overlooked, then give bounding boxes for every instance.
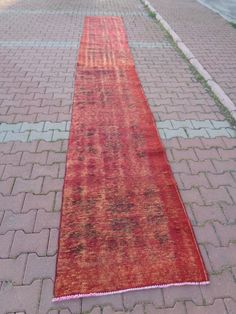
[53,16,209,301]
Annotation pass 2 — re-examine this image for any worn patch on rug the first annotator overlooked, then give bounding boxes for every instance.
[54,16,209,301]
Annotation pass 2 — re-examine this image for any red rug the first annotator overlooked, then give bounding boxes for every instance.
[54,16,209,301]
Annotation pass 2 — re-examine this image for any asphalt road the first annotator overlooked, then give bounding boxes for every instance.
[197,0,236,22]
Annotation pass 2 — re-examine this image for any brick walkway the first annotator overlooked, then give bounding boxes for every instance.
[0,0,236,313]
[147,0,236,106]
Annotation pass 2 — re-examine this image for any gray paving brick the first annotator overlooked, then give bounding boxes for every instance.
[0,280,41,314]
[4,131,30,142]
[186,299,227,314]
[47,229,59,256]
[186,129,209,138]
[211,120,232,129]
[21,121,45,132]
[0,231,14,258]
[31,164,59,179]
[171,120,193,129]
[29,130,53,142]
[200,271,236,303]
[39,279,81,314]
[205,243,236,272]
[34,209,60,232]
[0,122,22,132]
[52,130,69,141]
[164,128,188,139]
[191,120,213,129]
[0,210,36,234]
[10,229,49,257]
[123,289,164,309]
[156,120,173,129]
[44,121,67,131]
[12,177,43,195]
[82,293,123,313]
[23,253,56,284]
[206,128,231,138]
[224,298,236,314]
[0,255,27,284]
[145,302,186,314]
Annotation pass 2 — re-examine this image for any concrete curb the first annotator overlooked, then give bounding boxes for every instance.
[142,0,236,121]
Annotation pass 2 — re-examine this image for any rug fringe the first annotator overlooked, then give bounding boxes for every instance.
[52,281,210,302]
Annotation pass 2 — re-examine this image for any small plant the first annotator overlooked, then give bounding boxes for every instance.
[148,11,156,18]
[230,22,236,29]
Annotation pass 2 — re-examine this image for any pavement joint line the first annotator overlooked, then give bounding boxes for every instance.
[0,120,235,143]
[0,40,170,49]
[0,9,148,17]
[142,0,236,121]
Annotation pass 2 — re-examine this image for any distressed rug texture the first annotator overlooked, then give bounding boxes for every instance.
[54,16,209,301]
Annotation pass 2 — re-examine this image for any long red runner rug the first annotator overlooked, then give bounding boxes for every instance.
[54,16,209,301]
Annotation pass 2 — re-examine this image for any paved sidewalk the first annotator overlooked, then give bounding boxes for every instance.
[0,0,236,313]
[147,0,236,106]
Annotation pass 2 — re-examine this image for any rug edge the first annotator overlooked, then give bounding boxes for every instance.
[52,281,210,302]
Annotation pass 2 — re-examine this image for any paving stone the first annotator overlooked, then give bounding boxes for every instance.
[187,160,215,175]
[47,152,66,164]
[205,243,236,272]
[0,178,15,195]
[221,204,236,223]
[37,140,62,153]
[163,284,203,307]
[212,160,236,172]
[11,141,38,153]
[164,128,188,139]
[224,298,236,314]
[145,302,186,314]
[191,203,226,224]
[4,131,30,143]
[193,223,220,245]
[21,122,45,132]
[10,229,49,257]
[0,280,41,314]
[156,120,173,129]
[3,164,32,179]
[0,193,25,212]
[12,177,43,195]
[23,253,56,284]
[44,121,67,131]
[180,173,209,189]
[42,177,64,193]
[0,142,13,153]
[199,187,233,205]
[200,271,236,303]
[0,152,22,166]
[52,130,69,141]
[123,289,164,309]
[21,151,48,165]
[194,148,221,161]
[88,308,102,314]
[179,188,203,205]
[186,299,227,314]
[0,255,27,284]
[214,222,236,246]
[39,279,81,314]
[186,129,209,138]
[0,231,15,258]
[172,149,198,162]
[23,192,56,212]
[206,173,236,188]
[206,129,231,138]
[29,130,53,142]
[54,192,63,211]
[47,229,59,256]
[31,164,59,179]
[82,293,123,313]
[227,187,236,204]
[0,210,36,234]
[34,209,60,232]
[0,122,22,132]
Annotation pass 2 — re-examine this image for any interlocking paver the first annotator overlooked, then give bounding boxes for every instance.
[12,177,43,195]
[0,254,27,285]
[23,253,56,284]
[0,210,36,234]
[205,243,236,272]
[145,302,186,314]
[185,299,227,314]
[0,280,41,314]
[10,229,49,257]
[0,231,15,258]
[123,289,164,310]
[34,209,60,232]
[22,192,55,212]
[3,164,32,180]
